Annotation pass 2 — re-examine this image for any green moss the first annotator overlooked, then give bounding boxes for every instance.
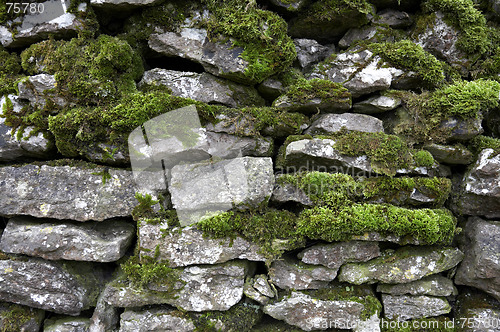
[132,193,159,222]
[468,135,500,157]
[414,150,435,167]
[197,209,305,262]
[301,0,372,21]
[370,40,445,86]
[21,35,143,106]
[381,317,455,331]
[0,303,42,332]
[192,302,262,331]
[280,78,352,106]
[0,47,23,97]
[275,134,313,168]
[422,0,490,55]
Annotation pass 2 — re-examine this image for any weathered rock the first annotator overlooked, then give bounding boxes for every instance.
[377,275,457,296]
[0,216,135,262]
[0,95,55,161]
[382,294,451,321]
[414,12,470,75]
[263,288,381,331]
[0,257,105,315]
[1,1,90,48]
[309,49,404,97]
[169,157,274,226]
[455,217,500,301]
[294,39,333,70]
[269,0,309,12]
[353,94,402,114]
[257,78,287,100]
[139,224,265,267]
[339,26,380,49]
[272,92,352,114]
[89,291,120,332]
[454,289,500,332]
[139,69,265,107]
[269,257,338,290]
[44,317,91,332]
[298,241,380,270]
[304,113,384,135]
[104,261,252,311]
[271,175,314,206]
[372,9,413,28]
[440,116,483,141]
[451,149,500,218]
[244,274,276,305]
[423,143,474,165]
[90,0,164,9]
[18,74,68,108]
[338,246,464,284]
[190,302,263,331]
[119,307,195,332]
[0,302,44,332]
[0,163,137,221]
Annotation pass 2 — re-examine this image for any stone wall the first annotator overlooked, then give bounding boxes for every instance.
[1,0,500,331]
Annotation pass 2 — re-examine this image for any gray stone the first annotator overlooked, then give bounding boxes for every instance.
[309,49,404,98]
[18,74,68,108]
[271,175,313,206]
[269,0,309,12]
[353,94,402,114]
[372,9,413,28]
[0,95,55,160]
[455,289,500,332]
[119,307,195,332]
[269,257,338,290]
[0,257,105,315]
[304,113,384,135]
[1,1,89,48]
[272,91,351,114]
[439,116,483,141]
[414,12,470,75]
[104,261,252,311]
[169,157,274,226]
[139,224,265,267]
[455,217,500,301]
[263,290,380,331]
[244,275,276,305]
[452,149,500,218]
[149,29,255,84]
[0,164,137,221]
[294,39,332,70]
[377,275,457,296]
[44,317,91,332]
[257,78,286,100]
[0,216,135,262]
[424,143,474,165]
[338,246,464,284]
[382,294,451,321]
[0,302,44,332]
[339,26,383,49]
[139,69,265,107]
[89,291,120,332]
[90,0,163,9]
[298,241,380,270]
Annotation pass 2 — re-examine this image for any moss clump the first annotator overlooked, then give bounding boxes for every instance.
[468,135,500,157]
[414,150,435,167]
[197,209,305,261]
[0,47,23,97]
[21,35,143,106]
[422,0,491,55]
[381,317,455,331]
[202,0,296,83]
[280,78,352,106]
[370,40,445,87]
[192,302,262,331]
[0,303,43,332]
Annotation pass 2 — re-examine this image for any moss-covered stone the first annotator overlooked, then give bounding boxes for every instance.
[468,135,500,157]
[191,302,262,331]
[0,302,44,332]
[0,47,23,97]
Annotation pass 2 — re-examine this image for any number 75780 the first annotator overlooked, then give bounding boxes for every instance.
[6,2,45,15]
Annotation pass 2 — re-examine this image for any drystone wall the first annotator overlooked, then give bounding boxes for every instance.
[0,0,500,331]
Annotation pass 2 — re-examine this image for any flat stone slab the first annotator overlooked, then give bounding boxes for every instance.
[0,257,105,315]
[139,224,265,267]
[0,216,135,262]
[119,307,195,332]
[377,275,457,297]
[269,257,338,290]
[304,113,384,135]
[382,294,451,321]
[0,163,137,221]
[338,246,464,284]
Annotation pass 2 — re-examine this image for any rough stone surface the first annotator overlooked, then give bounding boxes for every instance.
[269,257,338,290]
[304,113,384,135]
[377,275,457,296]
[309,50,404,97]
[0,302,44,332]
[353,95,402,114]
[244,274,276,305]
[257,77,286,100]
[455,289,500,332]
[1,1,88,48]
[139,224,265,267]
[271,175,314,206]
[455,217,500,301]
[139,69,265,107]
[89,291,120,332]
[104,261,252,311]
[119,307,195,332]
[272,91,351,114]
[298,241,381,270]
[149,29,255,84]
[372,9,413,28]
[0,216,135,262]
[452,149,500,218]
[169,157,274,226]
[294,39,332,70]
[270,0,309,12]
[424,143,474,165]
[263,290,380,331]
[382,294,451,320]
[439,116,483,141]
[338,246,464,284]
[339,26,381,49]
[44,317,91,332]
[18,74,68,108]
[0,257,105,315]
[0,164,137,221]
